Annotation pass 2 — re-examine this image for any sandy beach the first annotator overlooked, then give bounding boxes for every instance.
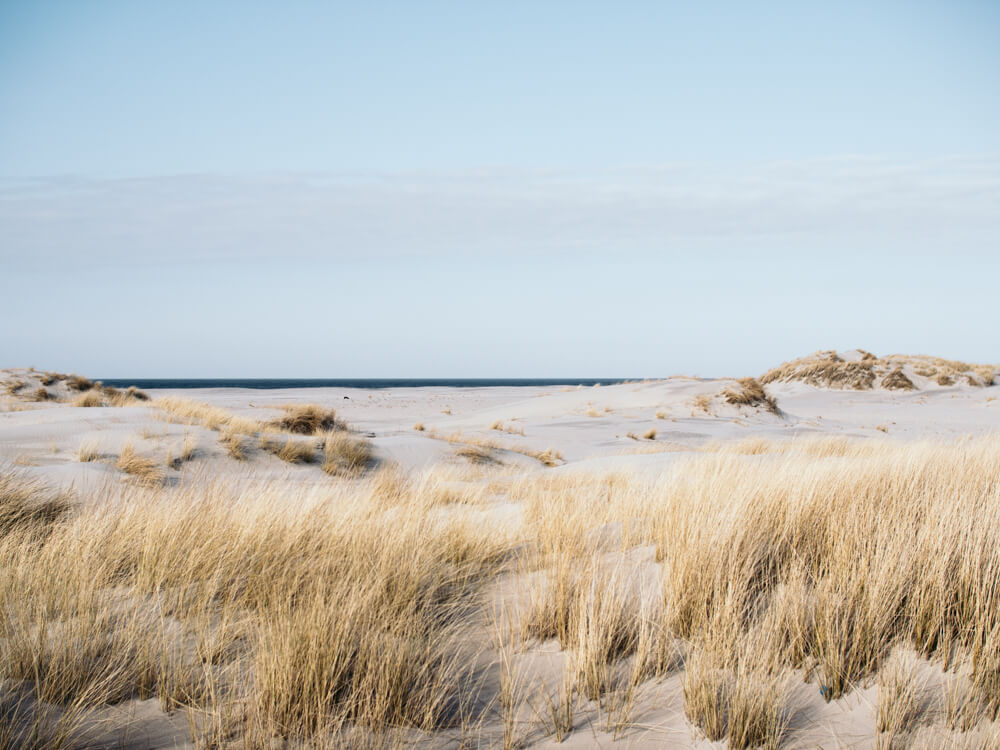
[1,350,998,748]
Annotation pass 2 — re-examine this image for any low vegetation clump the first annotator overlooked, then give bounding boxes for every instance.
[321,432,374,476]
[692,394,713,413]
[220,430,248,460]
[762,350,998,391]
[76,439,100,462]
[30,387,53,402]
[101,384,151,406]
[881,367,916,391]
[456,445,501,465]
[490,420,525,436]
[66,375,94,392]
[0,470,70,537]
[156,396,262,434]
[271,404,345,435]
[441,431,563,467]
[761,350,877,390]
[723,377,780,414]
[116,442,164,484]
[261,435,317,464]
[73,391,105,408]
[0,469,511,747]
[511,437,1000,747]
[5,380,27,395]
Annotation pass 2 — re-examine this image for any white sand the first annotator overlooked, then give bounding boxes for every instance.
[1,358,998,748]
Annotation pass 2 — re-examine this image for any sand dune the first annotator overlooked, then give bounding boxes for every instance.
[1,351,998,748]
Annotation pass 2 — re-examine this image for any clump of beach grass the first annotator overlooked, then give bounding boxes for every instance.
[761,350,877,390]
[76,439,100,463]
[882,367,916,391]
[723,377,779,414]
[261,436,317,464]
[116,441,164,484]
[321,431,374,476]
[220,430,248,460]
[5,379,27,395]
[73,391,105,408]
[270,404,344,435]
[456,445,501,466]
[66,375,94,392]
[0,466,512,747]
[0,470,71,537]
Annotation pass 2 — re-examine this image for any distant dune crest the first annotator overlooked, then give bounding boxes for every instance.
[760,349,998,391]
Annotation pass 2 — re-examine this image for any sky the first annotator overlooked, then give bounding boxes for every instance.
[1,1,998,377]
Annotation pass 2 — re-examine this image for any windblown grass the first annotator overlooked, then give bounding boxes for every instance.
[762,350,998,390]
[65,375,93,392]
[0,469,511,747]
[76,439,100,463]
[155,396,262,434]
[882,367,916,391]
[116,442,164,484]
[440,431,563,467]
[270,404,345,435]
[72,391,105,408]
[723,377,779,413]
[4,419,999,747]
[261,436,317,464]
[321,431,374,476]
[511,437,1000,746]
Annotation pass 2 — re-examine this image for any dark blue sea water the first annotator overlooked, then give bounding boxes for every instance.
[99,378,633,390]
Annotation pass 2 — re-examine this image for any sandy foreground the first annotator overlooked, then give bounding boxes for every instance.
[1,351,999,749]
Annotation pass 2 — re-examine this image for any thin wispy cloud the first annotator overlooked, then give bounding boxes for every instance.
[4,156,998,270]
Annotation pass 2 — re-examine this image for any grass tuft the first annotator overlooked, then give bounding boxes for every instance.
[271,404,344,435]
[723,378,780,413]
[321,432,375,476]
[116,442,164,484]
[73,391,105,408]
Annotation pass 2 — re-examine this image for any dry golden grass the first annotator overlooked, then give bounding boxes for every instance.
[76,439,100,463]
[441,431,563,467]
[723,377,779,413]
[5,420,1000,746]
[4,379,26,395]
[116,442,164,484]
[876,656,922,743]
[509,437,1000,746]
[102,384,151,406]
[762,350,999,391]
[321,431,374,476]
[65,375,93,392]
[270,404,345,435]
[72,391,105,408]
[413,422,425,431]
[0,469,511,747]
[490,420,526,436]
[761,350,877,390]
[0,470,71,538]
[220,430,248,460]
[155,396,262,434]
[456,445,501,465]
[29,387,53,402]
[692,394,712,413]
[261,435,317,464]
[882,367,916,391]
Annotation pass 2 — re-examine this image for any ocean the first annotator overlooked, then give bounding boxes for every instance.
[98,378,633,390]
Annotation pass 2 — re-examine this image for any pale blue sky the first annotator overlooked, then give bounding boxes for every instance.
[1,1,998,376]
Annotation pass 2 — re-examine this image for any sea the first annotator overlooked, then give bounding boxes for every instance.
[99,378,633,390]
